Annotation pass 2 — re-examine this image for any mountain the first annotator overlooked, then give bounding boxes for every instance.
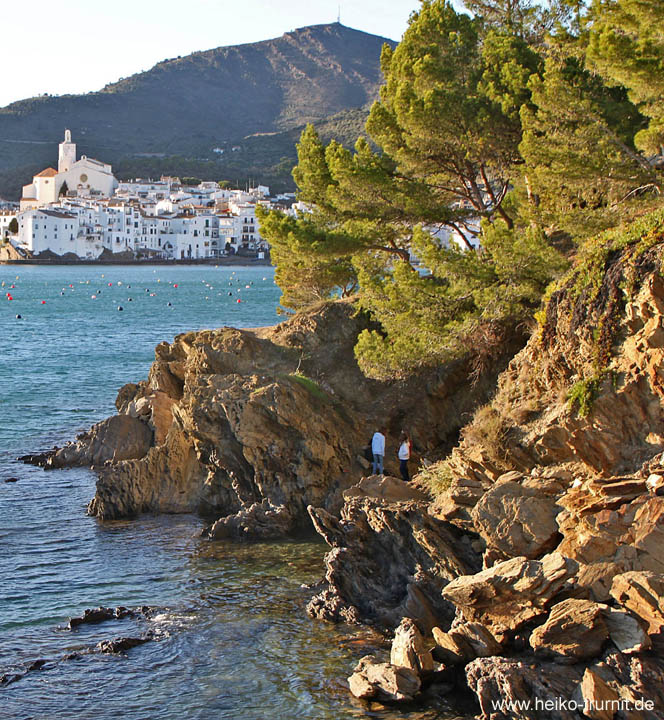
[0,23,394,199]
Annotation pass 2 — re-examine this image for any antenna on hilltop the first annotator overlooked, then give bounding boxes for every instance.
[337,4,341,24]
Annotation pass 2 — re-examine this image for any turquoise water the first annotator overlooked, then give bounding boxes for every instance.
[0,265,461,719]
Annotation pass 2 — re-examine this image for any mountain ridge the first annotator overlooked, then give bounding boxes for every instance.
[0,23,394,198]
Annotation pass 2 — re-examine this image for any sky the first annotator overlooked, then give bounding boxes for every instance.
[0,0,449,108]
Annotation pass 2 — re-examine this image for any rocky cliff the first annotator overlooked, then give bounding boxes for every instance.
[27,209,664,717]
[308,210,664,717]
[34,299,521,541]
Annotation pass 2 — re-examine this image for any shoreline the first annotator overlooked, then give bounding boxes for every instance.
[0,257,272,267]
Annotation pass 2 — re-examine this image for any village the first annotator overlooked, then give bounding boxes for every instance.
[0,130,300,262]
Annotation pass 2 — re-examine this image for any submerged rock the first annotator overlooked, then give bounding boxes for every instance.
[68,605,155,628]
[96,635,152,654]
[204,500,293,540]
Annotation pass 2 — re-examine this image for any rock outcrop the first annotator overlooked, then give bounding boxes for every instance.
[307,493,481,631]
[31,300,520,534]
[310,216,664,717]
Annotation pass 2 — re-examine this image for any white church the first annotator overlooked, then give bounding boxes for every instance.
[21,130,118,210]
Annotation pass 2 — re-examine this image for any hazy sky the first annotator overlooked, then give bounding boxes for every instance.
[0,0,449,108]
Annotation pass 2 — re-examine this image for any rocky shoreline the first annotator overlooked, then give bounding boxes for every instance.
[22,234,664,717]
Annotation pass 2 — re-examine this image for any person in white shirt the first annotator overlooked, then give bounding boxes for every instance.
[398,431,411,482]
[371,428,386,475]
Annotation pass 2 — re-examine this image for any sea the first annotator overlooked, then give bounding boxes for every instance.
[0,265,466,720]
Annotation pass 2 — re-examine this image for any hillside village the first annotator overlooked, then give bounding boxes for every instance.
[0,130,298,261]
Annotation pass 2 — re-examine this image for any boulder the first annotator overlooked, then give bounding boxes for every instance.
[466,656,584,720]
[578,652,664,720]
[556,486,664,574]
[205,500,294,540]
[451,622,502,658]
[470,481,562,560]
[432,627,473,665]
[578,668,622,720]
[441,553,578,642]
[529,599,609,664]
[574,561,631,603]
[603,608,651,655]
[390,617,434,675]
[429,474,488,532]
[609,571,664,636]
[348,655,421,702]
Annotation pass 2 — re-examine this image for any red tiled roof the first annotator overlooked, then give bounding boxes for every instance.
[35,168,58,178]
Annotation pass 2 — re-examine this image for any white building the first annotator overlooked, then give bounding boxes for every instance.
[21,130,118,210]
[0,210,17,238]
[14,133,269,260]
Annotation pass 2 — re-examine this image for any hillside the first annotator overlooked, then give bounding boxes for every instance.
[0,23,393,198]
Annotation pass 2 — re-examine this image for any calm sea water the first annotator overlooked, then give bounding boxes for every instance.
[0,265,463,720]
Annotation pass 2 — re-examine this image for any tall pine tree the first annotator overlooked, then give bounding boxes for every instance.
[587,0,664,154]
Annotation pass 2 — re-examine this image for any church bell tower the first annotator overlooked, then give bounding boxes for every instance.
[58,129,76,173]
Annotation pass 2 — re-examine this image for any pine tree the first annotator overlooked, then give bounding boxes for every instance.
[365,1,538,235]
[587,0,664,154]
[519,53,655,237]
[259,0,571,377]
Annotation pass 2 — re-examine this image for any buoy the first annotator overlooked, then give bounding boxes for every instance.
[228,291,232,296]
[108,282,112,286]
[10,284,15,289]
[15,314,22,319]
[173,284,178,288]
[128,298,133,302]
[167,302,172,307]
[41,300,45,304]
[237,298,242,303]
[91,295,97,299]
[118,306,123,311]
